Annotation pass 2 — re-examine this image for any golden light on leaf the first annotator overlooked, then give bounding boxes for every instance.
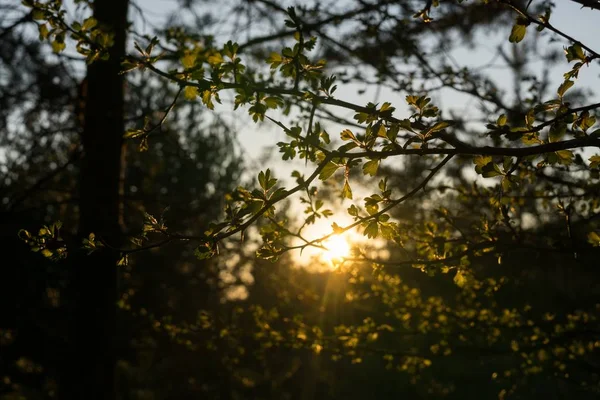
[322,235,351,264]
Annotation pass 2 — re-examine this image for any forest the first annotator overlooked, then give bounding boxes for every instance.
[1,0,600,399]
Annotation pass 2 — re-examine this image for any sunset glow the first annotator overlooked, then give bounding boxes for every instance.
[322,235,351,263]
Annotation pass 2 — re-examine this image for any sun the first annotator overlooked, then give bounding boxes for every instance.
[322,235,352,263]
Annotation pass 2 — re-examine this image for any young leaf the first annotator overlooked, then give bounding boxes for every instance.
[332,222,344,234]
[181,52,197,69]
[548,121,567,142]
[342,180,353,199]
[258,170,267,190]
[184,86,198,100]
[588,231,600,246]
[341,129,356,141]
[557,80,574,98]
[555,150,574,165]
[509,17,529,43]
[51,39,66,53]
[362,159,380,176]
[481,163,503,178]
[319,162,339,180]
[378,178,387,192]
[364,221,378,238]
[497,114,507,127]
[82,17,98,31]
[429,120,452,133]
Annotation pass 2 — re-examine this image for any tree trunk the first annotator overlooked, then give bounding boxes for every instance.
[64,0,128,398]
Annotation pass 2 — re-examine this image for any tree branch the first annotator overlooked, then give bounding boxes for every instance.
[569,0,600,11]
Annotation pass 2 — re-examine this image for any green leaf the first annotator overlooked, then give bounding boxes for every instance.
[38,24,49,40]
[365,201,379,216]
[565,44,585,62]
[501,177,512,192]
[202,90,214,109]
[429,120,452,133]
[278,142,296,160]
[348,205,359,217]
[51,39,66,53]
[82,16,98,31]
[386,124,400,141]
[256,246,279,261]
[481,163,503,178]
[502,156,514,172]
[267,52,282,68]
[379,223,397,240]
[522,133,541,145]
[473,156,493,174]
[379,102,393,112]
[319,162,339,180]
[257,169,276,191]
[181,52,197,69]
[589,155,600,169]
[258,170,267,190]
[337,142,358,153]
[535,100,562,113]
[362,159,379,176]
[588,231,600,246]
[375,123,387,138]
[195,242,217,260]
[270,187,287,201]
[121,60,139,74]
[548,121,567,142]
[207,52,224,65]
[184,86,198,100]
[555,150,574,165]
[557,80,574,98]
[124,128,144,139]
[264,96,283,109]
[453,270,467,287]
[41,249,53,258]
[473,155,492,168]
[525,110,535,128]
[340,129,356,141]
[575,112,596,132]
[332,222,344,234]
[364,221,378,238]
[32,9,45,20]
[497,114,507,127]
[342,180,353,199]
[509,24,527,43]
[251,188,264,200]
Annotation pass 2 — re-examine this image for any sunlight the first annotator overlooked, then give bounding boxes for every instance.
[322,235,352,264]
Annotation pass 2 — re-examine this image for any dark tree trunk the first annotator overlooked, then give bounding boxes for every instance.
[63,0,128,398]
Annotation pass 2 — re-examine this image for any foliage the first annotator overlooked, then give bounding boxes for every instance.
[5,0,600,398]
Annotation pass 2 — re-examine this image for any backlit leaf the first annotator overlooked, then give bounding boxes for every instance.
[319,162,339,180]
[362,159,379,176]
